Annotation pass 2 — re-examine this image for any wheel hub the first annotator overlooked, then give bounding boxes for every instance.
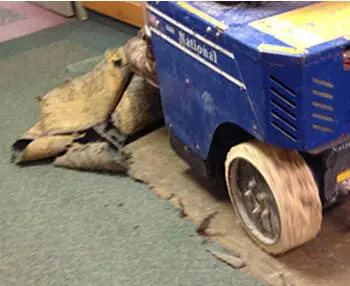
[232,159,280,243]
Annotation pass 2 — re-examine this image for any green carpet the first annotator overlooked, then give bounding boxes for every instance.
[0,14,265,286]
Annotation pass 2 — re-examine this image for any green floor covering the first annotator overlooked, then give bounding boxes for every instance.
[0,14,266,286]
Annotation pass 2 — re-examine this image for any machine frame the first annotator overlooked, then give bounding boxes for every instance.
[146,1,350,255]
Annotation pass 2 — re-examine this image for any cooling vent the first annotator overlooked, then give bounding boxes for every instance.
[311,77,334,133]
[269,75,297,142]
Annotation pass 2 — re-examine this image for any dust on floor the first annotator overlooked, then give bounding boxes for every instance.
[126,128,350,286]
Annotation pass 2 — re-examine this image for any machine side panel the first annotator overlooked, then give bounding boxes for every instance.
[303,46,350,151]
[261,53,304,150]
[150,31,264,160]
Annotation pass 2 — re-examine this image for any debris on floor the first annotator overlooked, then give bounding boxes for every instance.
[11,27,162,173]
[123,128,350,286]
[196,212,218,236]
[53,142,128,172]
[206,248,246,269]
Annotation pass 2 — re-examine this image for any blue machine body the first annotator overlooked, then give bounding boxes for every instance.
[146,2,350,161]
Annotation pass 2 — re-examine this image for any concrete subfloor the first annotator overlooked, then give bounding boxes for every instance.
[0,12,265,286]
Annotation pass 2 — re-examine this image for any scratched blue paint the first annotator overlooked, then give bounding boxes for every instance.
[150,13,242,81]
[189,1,312,27]
[148,1,350,159]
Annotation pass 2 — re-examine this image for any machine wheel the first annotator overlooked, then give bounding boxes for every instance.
[225,141,322,255]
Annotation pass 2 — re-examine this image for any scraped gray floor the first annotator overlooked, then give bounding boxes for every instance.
[0,13,265,286]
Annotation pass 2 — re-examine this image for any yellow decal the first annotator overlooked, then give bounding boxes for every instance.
[337,170,350,183]
[250,2,350,49]
[258,43,308,55]
[177,2,228,31]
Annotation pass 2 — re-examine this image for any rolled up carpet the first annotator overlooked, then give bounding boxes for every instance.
[111,74,163,136]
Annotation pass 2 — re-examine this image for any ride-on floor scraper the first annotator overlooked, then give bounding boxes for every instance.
[145,2,350,255]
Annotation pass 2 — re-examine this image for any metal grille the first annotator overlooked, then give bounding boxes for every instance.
[269,75,297,142]
[311,77,334,133]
